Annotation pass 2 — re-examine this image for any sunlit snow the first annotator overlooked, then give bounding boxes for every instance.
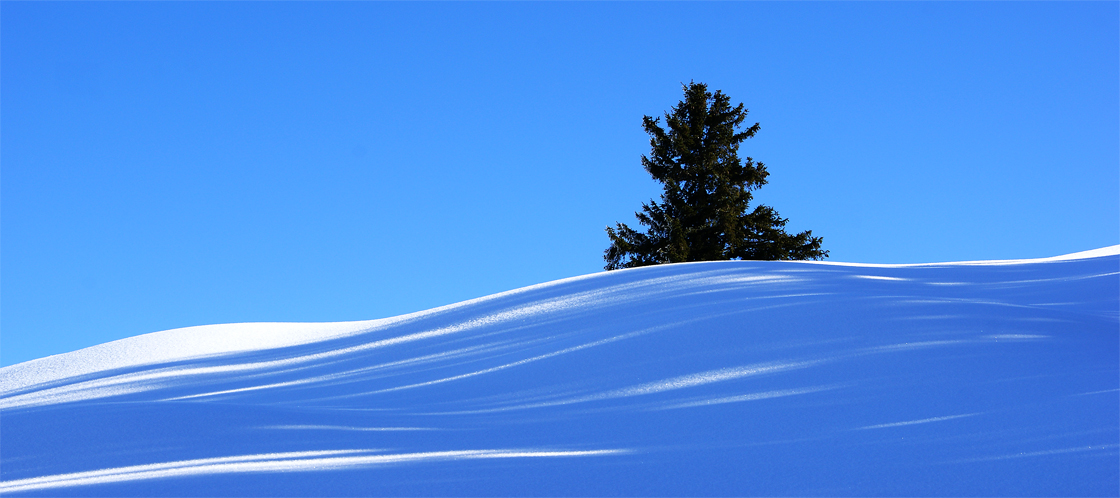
[2,248,1117,496]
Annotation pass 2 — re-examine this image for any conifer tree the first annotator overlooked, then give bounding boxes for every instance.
[605,82,827,270]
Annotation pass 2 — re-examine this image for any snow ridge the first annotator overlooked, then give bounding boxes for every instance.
[1,247,1117,496]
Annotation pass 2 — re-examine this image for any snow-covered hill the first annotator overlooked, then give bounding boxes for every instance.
[2,248,1118,496]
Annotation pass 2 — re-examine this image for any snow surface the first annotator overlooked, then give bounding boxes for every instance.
[2,247,1117,496]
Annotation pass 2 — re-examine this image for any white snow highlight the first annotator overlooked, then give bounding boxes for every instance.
[859,413,980,430]
[0,449,627,494]
[656,385,836,410]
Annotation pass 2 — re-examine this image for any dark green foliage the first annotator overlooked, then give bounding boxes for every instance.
[605,82,827,271]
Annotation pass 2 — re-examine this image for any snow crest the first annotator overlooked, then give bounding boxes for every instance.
[1,247,1117,496]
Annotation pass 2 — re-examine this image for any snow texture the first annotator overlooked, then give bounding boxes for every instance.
[2,247,1118,496]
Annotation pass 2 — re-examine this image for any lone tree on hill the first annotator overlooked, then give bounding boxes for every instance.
[604,82,827,270]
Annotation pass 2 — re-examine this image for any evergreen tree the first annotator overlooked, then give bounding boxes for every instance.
[605,82,827,270]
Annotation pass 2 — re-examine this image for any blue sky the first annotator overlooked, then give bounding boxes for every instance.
[3,2,1117,366]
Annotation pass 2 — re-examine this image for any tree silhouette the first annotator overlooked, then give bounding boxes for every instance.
[605,82,827,270]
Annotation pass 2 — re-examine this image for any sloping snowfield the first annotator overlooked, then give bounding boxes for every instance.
[2,248,1117,496]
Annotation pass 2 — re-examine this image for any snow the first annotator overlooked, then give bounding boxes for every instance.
[1,246,1117,496]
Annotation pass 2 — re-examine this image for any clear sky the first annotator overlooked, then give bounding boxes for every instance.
[3,2,1117,367]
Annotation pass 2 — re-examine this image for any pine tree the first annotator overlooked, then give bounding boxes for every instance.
[605,82,827,270]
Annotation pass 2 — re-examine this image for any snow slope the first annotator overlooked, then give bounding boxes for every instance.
[2,248,1117,496]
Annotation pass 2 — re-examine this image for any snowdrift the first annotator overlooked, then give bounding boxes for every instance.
[2,248,1118,496]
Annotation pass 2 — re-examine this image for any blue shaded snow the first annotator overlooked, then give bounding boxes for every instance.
[2,248,1118,496]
